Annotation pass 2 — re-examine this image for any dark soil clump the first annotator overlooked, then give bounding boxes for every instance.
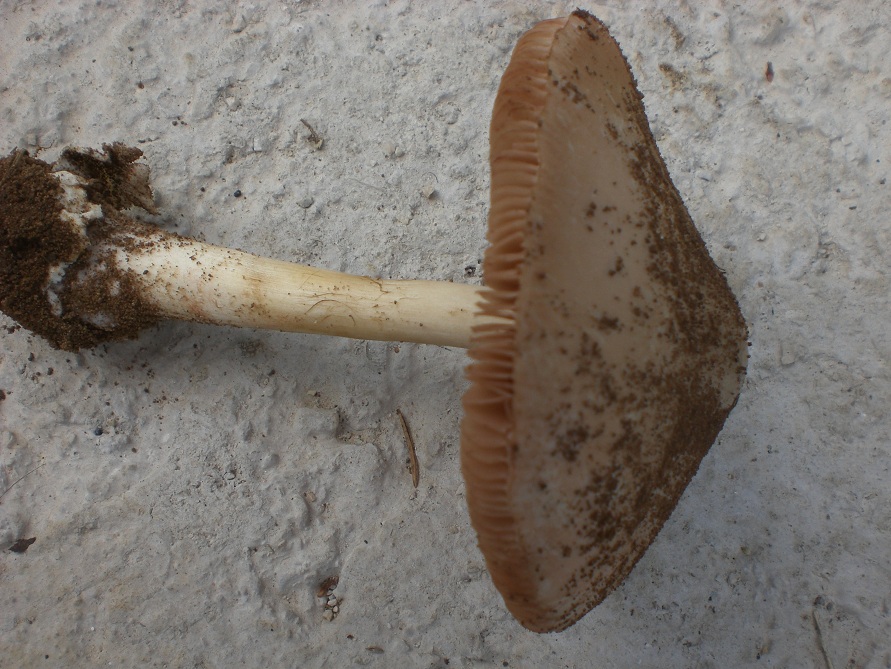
[0,145,161,350]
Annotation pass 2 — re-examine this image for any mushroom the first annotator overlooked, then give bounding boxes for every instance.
[0,11,746,632]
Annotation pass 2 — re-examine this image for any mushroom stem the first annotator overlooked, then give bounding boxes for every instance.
[110,229,488,348]
[0,145,503,351]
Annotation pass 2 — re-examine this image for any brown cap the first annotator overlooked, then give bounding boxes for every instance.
[461,11,747,632]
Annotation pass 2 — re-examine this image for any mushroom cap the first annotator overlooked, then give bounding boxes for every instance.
[461,11,747,633]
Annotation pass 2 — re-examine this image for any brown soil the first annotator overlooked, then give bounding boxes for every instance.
[0,145,161,350]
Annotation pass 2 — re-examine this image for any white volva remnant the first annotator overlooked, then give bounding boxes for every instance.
[45,170,102,317]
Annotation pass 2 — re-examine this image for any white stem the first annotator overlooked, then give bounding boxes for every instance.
[115,233,495,348]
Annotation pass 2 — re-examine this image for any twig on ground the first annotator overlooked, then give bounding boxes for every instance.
[396,409,419,488]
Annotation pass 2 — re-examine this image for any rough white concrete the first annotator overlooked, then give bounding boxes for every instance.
[0,1,888,667]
